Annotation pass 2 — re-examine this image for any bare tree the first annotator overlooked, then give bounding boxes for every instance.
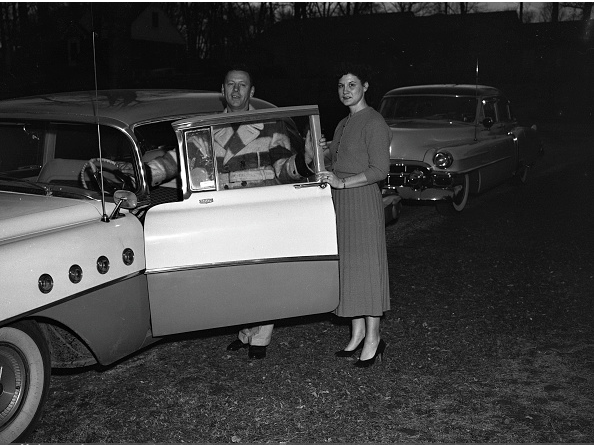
[294,2,308,20]
[384,2,437,15]
[537,2,589,22]
[559,2,594,20]
[308,3,342,18]
[336,2,380,15]
[440,2,478,15]
[552,2,560,21]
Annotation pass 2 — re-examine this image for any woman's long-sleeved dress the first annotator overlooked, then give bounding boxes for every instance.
[329,106,392,317]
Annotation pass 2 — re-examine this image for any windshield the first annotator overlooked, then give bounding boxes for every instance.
[0,120,137,199]
[379,95,478,123]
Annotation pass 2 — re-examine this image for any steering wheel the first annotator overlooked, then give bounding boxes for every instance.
[79,158,135,194]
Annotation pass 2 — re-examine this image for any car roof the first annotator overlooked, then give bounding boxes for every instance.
[0,89,276,127]
[383,84,502,97]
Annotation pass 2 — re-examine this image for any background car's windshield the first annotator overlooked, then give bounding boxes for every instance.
[380,95,477,123]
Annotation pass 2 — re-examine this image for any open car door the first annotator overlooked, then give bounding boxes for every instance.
[143,106,339,336]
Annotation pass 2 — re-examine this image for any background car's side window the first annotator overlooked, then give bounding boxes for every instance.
[496,98,512,122]
[482,99,497,122]
[185,128,215,191]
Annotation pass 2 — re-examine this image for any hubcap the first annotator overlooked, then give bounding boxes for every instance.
[0,345,26,429]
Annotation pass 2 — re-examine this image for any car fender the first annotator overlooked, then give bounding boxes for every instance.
[1,202,146,325]
[36,274,156,366]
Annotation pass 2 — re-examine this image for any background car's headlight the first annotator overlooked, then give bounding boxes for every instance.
[434,152,453,169]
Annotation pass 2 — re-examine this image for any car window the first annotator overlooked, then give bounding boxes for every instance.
[482,99,497,121]
[185,117,308,192]
[495,98,511,122]
[0,122,44,177]
[185,128,216,191]
[54,123,134,162]
[134,120,179,156]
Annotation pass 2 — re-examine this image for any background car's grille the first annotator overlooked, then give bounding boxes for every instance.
[387,163,432,189]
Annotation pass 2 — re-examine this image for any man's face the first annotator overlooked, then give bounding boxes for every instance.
[222,70,254,112]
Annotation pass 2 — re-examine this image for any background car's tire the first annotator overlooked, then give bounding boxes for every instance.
[514,165,530,184]
[0,321,51,443]
[436,173,470,215]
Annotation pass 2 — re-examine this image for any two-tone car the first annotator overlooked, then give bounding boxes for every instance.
[0,90,340,442]
[379,84,543,214]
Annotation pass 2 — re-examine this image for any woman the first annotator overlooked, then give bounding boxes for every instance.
[319,66,392,368]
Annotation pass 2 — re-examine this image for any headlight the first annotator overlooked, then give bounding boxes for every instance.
[434,152,453,169]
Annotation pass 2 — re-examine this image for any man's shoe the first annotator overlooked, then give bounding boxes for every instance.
[227,339,248,351]
[248,345,267,359]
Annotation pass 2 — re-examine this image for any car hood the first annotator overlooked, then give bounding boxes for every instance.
[0,191,103,242]
[386,120,476,161]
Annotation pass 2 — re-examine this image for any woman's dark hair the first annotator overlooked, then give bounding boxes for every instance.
[335,62,372,84]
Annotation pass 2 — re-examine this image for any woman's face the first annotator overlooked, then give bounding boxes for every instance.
[337,73,368,108]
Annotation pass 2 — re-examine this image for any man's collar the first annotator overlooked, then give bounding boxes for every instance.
[223,104,255,113]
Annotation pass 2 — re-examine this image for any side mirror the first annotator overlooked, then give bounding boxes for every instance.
[110,190,138,219]
[482,117,494,129]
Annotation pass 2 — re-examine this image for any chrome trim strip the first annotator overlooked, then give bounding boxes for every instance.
[173,105,320,130]
[456,156,512,174]
[146,254,339,275]
[294,181,328,189]
[389,155,512,177]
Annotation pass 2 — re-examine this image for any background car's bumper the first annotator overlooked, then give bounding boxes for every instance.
[388,186,453,201]
[385,162,457,202]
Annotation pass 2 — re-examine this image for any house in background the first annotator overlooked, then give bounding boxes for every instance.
[5,4,186,97]
[129,6,186,81]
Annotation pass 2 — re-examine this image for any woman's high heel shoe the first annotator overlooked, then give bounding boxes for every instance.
[353,339,386,368]
[334,339,364,358]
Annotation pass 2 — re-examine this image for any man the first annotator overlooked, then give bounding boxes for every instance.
[139,68,314,358]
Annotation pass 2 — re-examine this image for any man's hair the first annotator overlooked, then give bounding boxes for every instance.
[224,65,254,87]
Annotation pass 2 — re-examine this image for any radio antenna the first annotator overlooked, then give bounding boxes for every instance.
[474,58,479,142]
[91,5,109,222]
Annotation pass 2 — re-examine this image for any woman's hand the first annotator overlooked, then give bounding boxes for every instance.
[318,136,330,152]
[317,171,342,189]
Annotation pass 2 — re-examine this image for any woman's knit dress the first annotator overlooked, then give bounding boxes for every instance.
[328,106,392,317]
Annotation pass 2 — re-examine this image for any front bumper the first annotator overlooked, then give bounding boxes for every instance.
[384,162,458,202]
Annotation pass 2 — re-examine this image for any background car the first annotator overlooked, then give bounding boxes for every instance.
[0,90,339,442]
[379,84,543,214]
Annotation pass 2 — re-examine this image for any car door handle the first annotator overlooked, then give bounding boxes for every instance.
[294,181,328,189]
